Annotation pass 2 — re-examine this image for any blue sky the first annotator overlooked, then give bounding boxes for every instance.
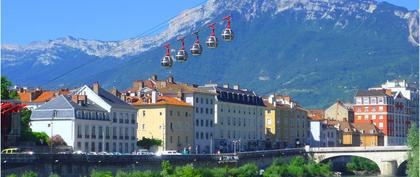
[2,0,418,45]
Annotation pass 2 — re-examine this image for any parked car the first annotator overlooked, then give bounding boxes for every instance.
[112,152,122,155]
[98,151,110,155]
[72,150,86,155]
[87,152,97,155]
[136,149,154,155]
[155,150,182,156]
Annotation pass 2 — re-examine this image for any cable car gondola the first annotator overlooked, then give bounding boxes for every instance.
[161,43,174,68]
[222,16,234,41]
[206,23,218,48]
[190,32,203,56]
[175,37,188,62]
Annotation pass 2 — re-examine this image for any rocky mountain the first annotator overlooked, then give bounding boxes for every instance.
[2,0,419,108]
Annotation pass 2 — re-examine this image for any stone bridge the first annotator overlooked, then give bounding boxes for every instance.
[305,146,409,176]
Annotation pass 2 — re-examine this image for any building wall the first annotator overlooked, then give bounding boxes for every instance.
[360,134,381,147]
[31,120,75,147]
[279,107,308,148]
[325,103,353,122]
[185,93,215,154]
[309,121,321,147]
[137,105,194,152]
[214,102,265,152]
[165,105,194,152]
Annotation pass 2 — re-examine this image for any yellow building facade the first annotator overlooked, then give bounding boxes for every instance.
[264,95,309,149]
[135,96,194,152]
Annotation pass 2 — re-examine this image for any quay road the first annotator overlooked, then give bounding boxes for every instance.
[2,146,409,176]
[1,148,305,177]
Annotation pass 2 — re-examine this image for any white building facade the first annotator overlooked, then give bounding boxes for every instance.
[30,84,138,153]
[200,84,266,153]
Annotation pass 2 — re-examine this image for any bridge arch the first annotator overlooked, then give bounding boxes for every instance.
[306,146,409,176]
[318,155,380,175]
[397,160,408,176]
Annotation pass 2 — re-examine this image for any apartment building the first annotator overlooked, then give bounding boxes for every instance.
[353,89,409,145]
[159,84,216,154]
[324,100,354,122]
[134,93,194,152]
[264,95,309,148]
[200,84,266,152]
[30,83,138,153]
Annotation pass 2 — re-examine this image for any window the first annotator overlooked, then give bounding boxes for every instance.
[267,119,272,125]
[206,120,209,127]
[364,115,368,120]
[356,97,362,104]
[210,120,213,127]
[210,100,213,104]
[364,106,369,113]
[77,125,82,138]
[142,124,145,130]
[206,98,208,104]
[379,115,384,119]
[363,97,369,104]
[379,122,384,128]
[196,107,199,113]
[91,126,96,138]
[372,106,376,112]
[378,97,384,104]
[143,110,146,116]
[196,98,199,103]
[371,97,377,104]
[379,106,384,111]
[196,120,199,126]
[372,115,376,120]
[210,108,213,115]
[205,108,208,114]
[357,116,362,120]
[185,112,188,117]
[170,111,173,116]
[200,108,203,114]
[201,120,204,126]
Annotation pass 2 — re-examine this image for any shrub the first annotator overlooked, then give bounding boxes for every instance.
[21,171,37,177]
[90,170,112,177]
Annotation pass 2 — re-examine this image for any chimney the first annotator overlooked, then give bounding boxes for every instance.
[268,94,275,104]
[151,74,158,81]
[151,90,158,104]
[223,84,229,88]
[72,95,87,106]
[167,75,174,84]
[93,82,100,94]
[233,84,240,90]
[111,88,121,97]
[133,81,144,91]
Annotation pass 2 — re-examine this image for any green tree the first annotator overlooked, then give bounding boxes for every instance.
[346,156,379,172]
[5,174,17,177]
[407,124,419,177]
[1,76,19,100]
[21,171,37,177]
[20,108,33,141]
[91,170,112,177]
[137,137,162,150]
[229,163,259,177]
[161,160,173,177]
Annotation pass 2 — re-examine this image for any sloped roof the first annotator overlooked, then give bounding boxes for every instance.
[133,96,192,107]
[352,122,381,135]
[32,91,55,103]
[159,83,213,94]
[356,90,388,97]
[93,86,134,109]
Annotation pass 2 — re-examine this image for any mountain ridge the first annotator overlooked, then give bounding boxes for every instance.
[1,0,419,108]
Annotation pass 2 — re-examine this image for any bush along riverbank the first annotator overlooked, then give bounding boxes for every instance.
[6,156,332,177]
[346,156,380,176]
